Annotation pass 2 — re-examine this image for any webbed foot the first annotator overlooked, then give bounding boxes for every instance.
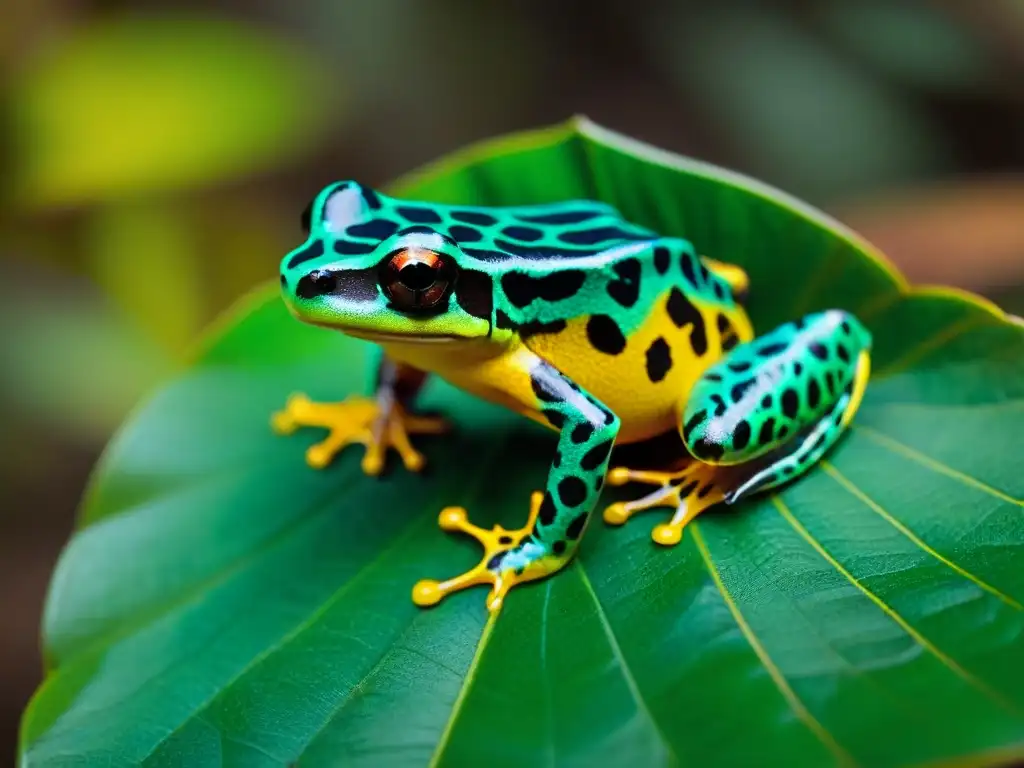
[603,461,727,546]
[412,492,568,613]
[271,393,448,475]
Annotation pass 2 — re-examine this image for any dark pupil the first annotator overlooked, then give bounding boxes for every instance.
[399,261,436,291]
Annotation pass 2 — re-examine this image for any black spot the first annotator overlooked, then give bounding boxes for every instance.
[697,483,715,499]
[519,319,567,338]
[666,288,707,355]
[553,451,561,468]
[532,373,559,403]
[500,270,587,308]
[586,315,627,355]
[809,342,828,361]
[495,239,591,258]
[607,258,642,307]
[697,261,712,284]
[809,434,827,455]
[544,409,566,428]
[280,274,287,288]
[538,493,557,525]
[559,226,645,245]
[361,187,382,210]
[499,535,513,545]
[595,476,604,492]
[300,199,313,232]
[645,337,673,383]
[837,344,851,363]
[733,420,751,451]
[731,378,755,402]
[841,320,852,335]
[807,379,821,409]
[722,335,739,351]
[448,225,483,243]
[603,408,617,425]
[654,246,670,274]
[777,425,790,440]
[581,439,614,471]
[496,309,515,330]
[519,209,599,225]
[558,477,588,507]
[452,210,496,226]
[454,269,493,321]
[794,363,803,376]
[711,394,728,417]
[825,371,836,395]
[397,206,442,224]
[717,313,732,333]
[782,389,799,419]
[759,342,787,356]
[728,361,750,373]
[712,280,725,300]
[553,540,567,555]
[502,226,543,242]
[705,373,723,382]
[347,219,398,240]
[758,418,775,446]
[571,423,594,444]
[462,247,510,262]
[566,512,588,540]
[691,438,725,461]
[761,394,773,408]
[333,240,375,255]
[287,240,324,269]
[681,254,698,287]
[682,409,706,442]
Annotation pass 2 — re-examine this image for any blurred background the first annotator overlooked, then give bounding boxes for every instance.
[1,0,1023,755]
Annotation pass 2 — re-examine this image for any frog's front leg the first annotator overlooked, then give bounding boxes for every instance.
[606,309,872,544]
[272,352,448,475]
[413,348,620,614]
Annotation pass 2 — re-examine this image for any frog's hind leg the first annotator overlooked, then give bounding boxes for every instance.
[605,309,872,544]
[604,459,728,545]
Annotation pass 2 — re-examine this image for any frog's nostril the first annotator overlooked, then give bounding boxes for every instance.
[296,269,338,299]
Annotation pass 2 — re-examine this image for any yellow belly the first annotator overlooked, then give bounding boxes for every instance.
[523,291,753,443]
[380,291,753,445]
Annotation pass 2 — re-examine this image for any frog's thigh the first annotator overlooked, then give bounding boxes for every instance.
[681,310,872,497]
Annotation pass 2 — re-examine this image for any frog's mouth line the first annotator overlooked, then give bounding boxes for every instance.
[332,327,468,344]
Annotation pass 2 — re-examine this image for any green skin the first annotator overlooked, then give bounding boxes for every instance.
[279,181,872,588]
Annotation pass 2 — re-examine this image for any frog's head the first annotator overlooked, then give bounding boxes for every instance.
[279,181,493,343]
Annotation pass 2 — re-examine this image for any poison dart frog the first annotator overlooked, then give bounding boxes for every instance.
[273,182,872,613]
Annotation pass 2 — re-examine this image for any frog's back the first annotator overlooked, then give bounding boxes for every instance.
[339,188,754,443]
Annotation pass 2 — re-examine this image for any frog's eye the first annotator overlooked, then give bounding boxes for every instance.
[378,248,458,312]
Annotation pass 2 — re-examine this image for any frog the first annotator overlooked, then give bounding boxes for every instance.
[272,181,873,613]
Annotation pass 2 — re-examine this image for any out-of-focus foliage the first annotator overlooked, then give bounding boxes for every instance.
[5,14,335,209]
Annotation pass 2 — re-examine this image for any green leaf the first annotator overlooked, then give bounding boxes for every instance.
[5,13,335,210]
[20,118,1024,767]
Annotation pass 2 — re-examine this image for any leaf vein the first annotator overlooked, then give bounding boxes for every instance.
[822,460,1023,611]
[853,426,1023,507]
[574,563,680,768]
[690,522,856,767]
[771,496,1024,721]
